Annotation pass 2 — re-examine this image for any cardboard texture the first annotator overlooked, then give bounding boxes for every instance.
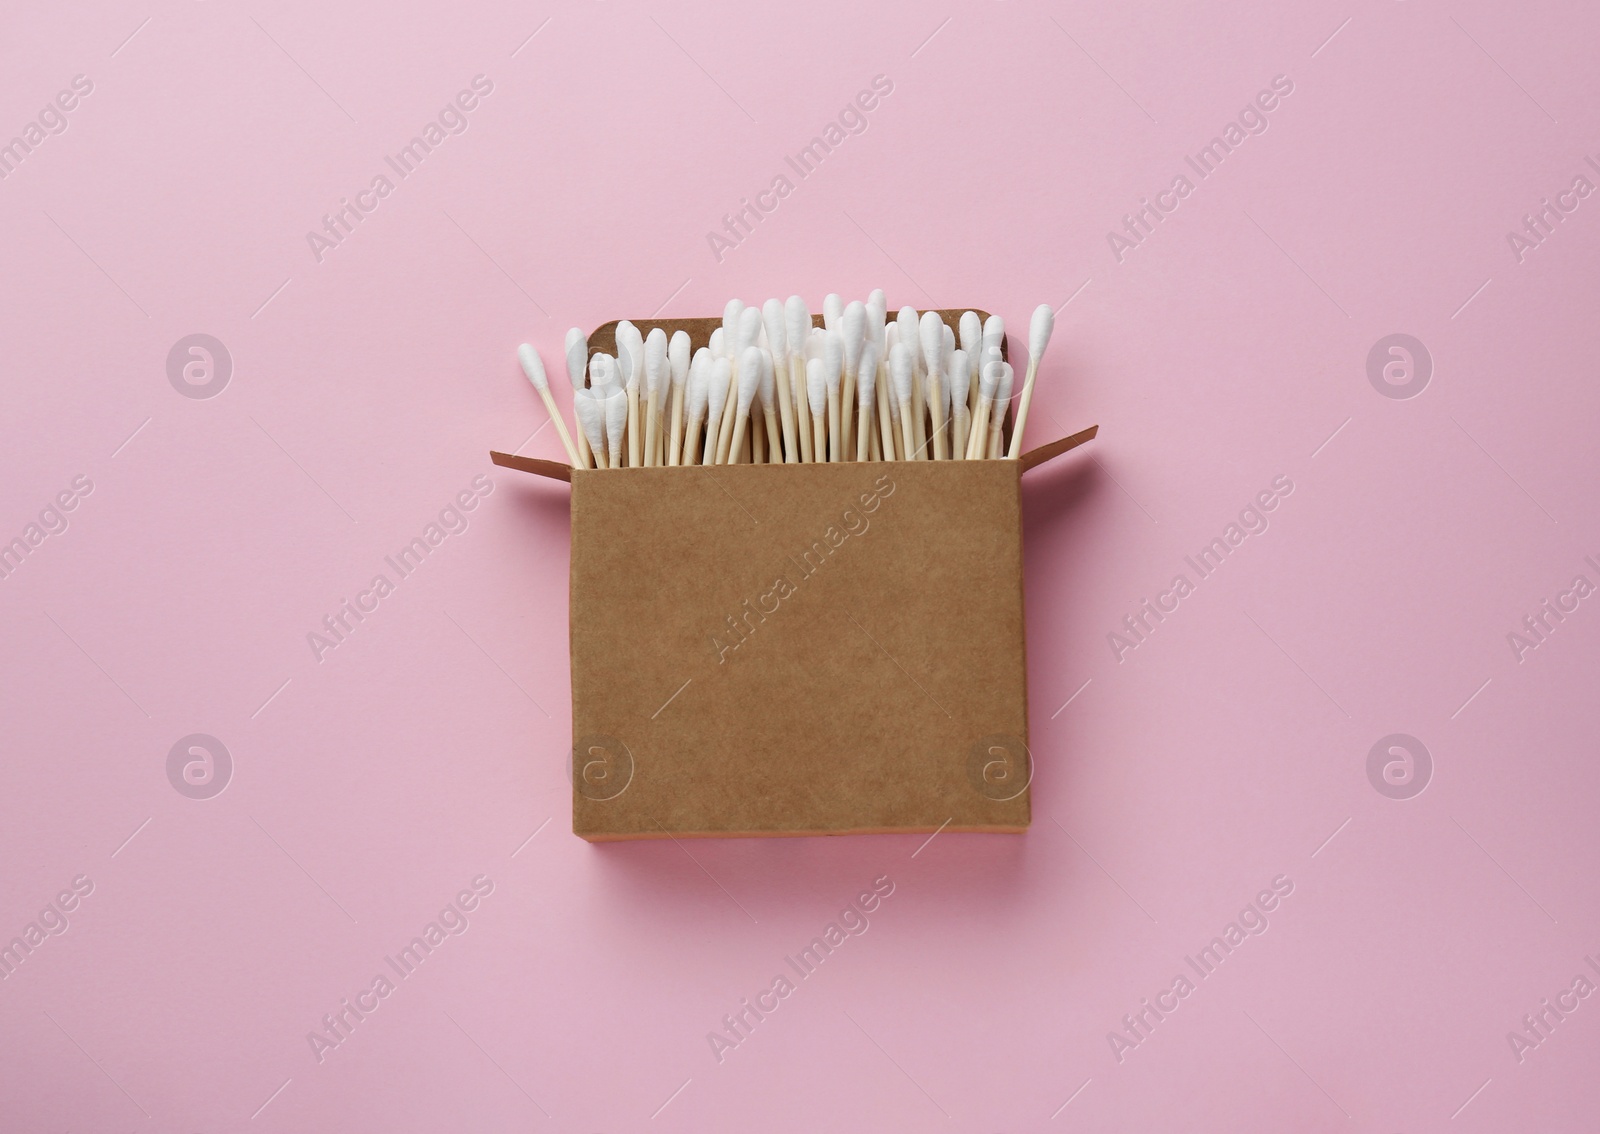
[492,311,1095,841]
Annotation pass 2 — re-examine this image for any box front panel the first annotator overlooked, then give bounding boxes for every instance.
[569,460,1029,838]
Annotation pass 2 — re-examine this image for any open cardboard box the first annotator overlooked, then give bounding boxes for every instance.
[492,311,1096,841]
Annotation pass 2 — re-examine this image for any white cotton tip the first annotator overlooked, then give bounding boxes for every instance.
[805,326,825,361]
[517,344,549,392]
[573,388,605,456]
[722,299,744,347]
[943,324,955,356]
[960,312,981,364]
[919,311,946,375]
[981,314,1005,364]
[686,350,710,421]
[709,327,726,357]
[821,331,843,394]
[858,338,880,407]
[841,301,866,376]
[762,298,787,359]
[564,328,587,389]
[981,344,1004,372]
[669,331,691,391]
[644,328,668,398]
[889,343,913,407]
[823,293,843,331]
[758,349,775,410]
[785,296,811,356]
[737,306,762,354]
[707,357,731,423]
[896,307,921,371]
[866,289,887,332]
[948,350,971,406]
[737,346,763,412]
[806,358,827,416]
[994,362,1015,409]
[1029,303,1056,361]
[603,388,628,466]
[615,321,643,391]
[980,359,1004,400]
[587,353,616,393]
[884,320,898,355]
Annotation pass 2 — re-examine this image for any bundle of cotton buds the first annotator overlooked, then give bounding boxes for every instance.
[517,294,1057,468]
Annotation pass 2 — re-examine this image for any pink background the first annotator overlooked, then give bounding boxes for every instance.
[4,0,1599,1129]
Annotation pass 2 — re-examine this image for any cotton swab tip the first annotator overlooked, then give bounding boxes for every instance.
[919,311,946,373]
[669,330,691,390]
[518,344,548,391]
[994,361,1014,406]
[757,349,775,409]
[762,298,787,357]
[842,301,866,372]
[737,306,762,353]
[565,328,587,389]
[1029,303,1055,359]
[823,293,843,331]
[708,357,731,419]
[737,346,763,410]
[615,321,643,390]
[980,359,1004,399]
[889,344,913,405]
[821,331,843,393]
[644,328,668,395]
[687,350,710,419]
[785,296,810,354]
[858,339,880,406]
[896,307,921,369]
[806,358,827,416]
[960,311,981,360]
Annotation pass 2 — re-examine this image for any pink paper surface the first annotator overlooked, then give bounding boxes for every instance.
[4,1,1599,1130]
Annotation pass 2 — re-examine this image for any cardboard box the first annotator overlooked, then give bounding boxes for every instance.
[491,311,1095,840]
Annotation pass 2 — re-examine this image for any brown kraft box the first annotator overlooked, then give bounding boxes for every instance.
[491,311,1096,841]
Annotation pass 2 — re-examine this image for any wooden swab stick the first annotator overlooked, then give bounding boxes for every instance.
[763,300,798,463]
[968,360,1001,459]
[806,359,827,463]
[615,320,643,467]
[821,330,843,462]
[978,315,1004,420]
[785,297,815,463]
[988,361,1014,459]
[840,301,865,460]
[1007,304,1055,459]
[896,307,927,459]
[643,328,667,468]
[948,349,972,461]
[919,312,948,460]
[715,309,760,464]
[729,346,761,463]
[565,328,593,469]
[518,344,582,467]
[876,354,896,461]
[603,385,628,470]
[758,350,781,463]
[889,343,916,462]
[682,349,709,466]
[573,387,606,469]
[704,357,730,465]
[713,357,738,464]
[856,336,880,463]
[667,330,689,466]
